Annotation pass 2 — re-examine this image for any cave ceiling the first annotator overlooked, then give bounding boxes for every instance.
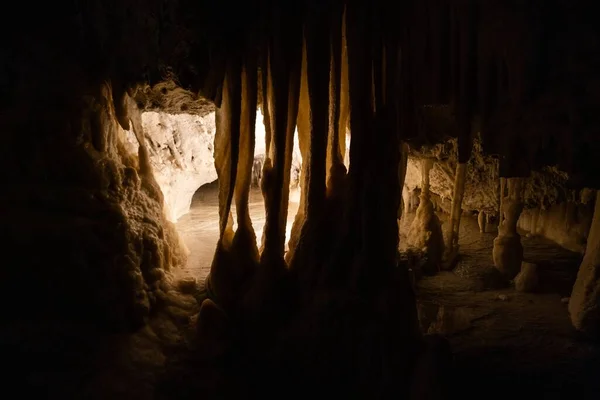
[3,0,600,188]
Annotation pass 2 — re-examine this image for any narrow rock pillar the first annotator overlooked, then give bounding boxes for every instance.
[407,159,444,275]
[492,177,524,279]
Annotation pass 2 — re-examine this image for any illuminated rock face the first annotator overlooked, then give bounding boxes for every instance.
[123,109,301,223]
[124,111,218,222]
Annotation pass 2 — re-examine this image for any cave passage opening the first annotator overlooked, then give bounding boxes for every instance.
[125,101,307,282]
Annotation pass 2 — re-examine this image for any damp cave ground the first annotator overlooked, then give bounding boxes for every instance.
[5,188,600,399]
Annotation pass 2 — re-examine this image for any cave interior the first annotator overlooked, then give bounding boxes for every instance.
[2,0,600,398]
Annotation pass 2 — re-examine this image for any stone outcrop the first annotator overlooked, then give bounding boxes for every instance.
[122,108,302,223]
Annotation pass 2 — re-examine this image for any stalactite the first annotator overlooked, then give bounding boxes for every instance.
[231,60,259,267]
[287,1,339,297]
[457,0,476,163]
[304,6,331,220]
[260,3,303,261]
[206,58,243,312]
[325,3,346,194]
[260,55,273,158]
[338,16,350,162]
[429,0,442,104]
[285,43,310,264]
[344,0,374,287]
[408,158,444,275]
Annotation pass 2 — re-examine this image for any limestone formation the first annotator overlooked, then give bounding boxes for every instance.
[121,108,302,223]
[7,0,600,396]
[407,159,445,275]
[493,178,525,279]
[123,111,218,222]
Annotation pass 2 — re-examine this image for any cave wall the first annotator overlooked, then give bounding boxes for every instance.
[3,0,600,345]
[517,191,596,254]
[405,136,595,252]
[121,106,302,222]
[405,136,500,215]
[0,82,187,330]
[124,111,218,222]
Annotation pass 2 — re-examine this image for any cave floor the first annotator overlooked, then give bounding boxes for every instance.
[171,188,600,398]
[12,201,600,398]
[400,212,600,399]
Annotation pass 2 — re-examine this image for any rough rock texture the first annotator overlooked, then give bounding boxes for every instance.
[405,136,500,215]
[569,191,600,338]
[1,82,187,330]
[518,198,595,254]
[133,81,215,116]
[406,136,590,216]
[124,111,218,222]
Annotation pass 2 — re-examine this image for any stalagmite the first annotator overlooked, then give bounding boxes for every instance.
[444,162,467,265]
[493,177,525,279]
[569,190,600,338]
[407,158,445,275]
[478,210,486,233]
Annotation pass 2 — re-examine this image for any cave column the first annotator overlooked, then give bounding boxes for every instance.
[443,162,467,265]
[492,177,525,279]
[421,158,433,199]
[406,158,445,275]
[569,190,600,338]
